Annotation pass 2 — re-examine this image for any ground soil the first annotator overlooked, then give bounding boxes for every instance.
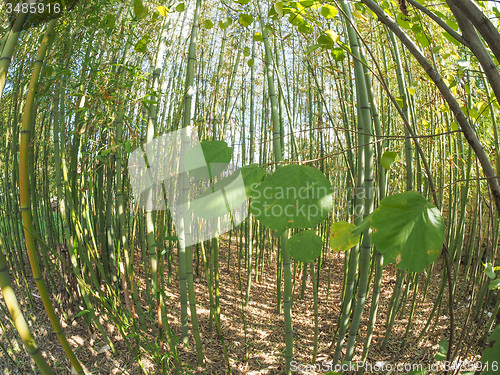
[0,234,491,374]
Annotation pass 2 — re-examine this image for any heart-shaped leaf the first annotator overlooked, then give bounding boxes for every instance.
[370,191,445,272]
[186,140,233,179]
[321,4,338,18]
[287,230,323,263]
[330,221,360,252]
[381,151,398,169]
[219,17,233,29]
[250,164,333,233]
[238,14,253,27]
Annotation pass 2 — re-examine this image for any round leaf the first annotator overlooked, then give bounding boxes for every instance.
[481,326,500,374]
[321,4,338,19]
[381,151,398,170]
[253,32,264,42]
[219,17,233,29]
[156,6,169,16]
[203,19,214,29]
[186,140,233,179]
[238,14,253,27]
[331,48,345,62]
[370,191,445,273]
[250,164,333,233]
[287,230,323,263]
[133,0,147,19]
[330,221,360,252]
[176,2,185,12]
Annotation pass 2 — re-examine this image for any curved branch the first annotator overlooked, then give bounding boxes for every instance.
[361,0,500,215]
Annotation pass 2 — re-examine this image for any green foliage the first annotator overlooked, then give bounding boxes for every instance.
[176,3,185,12]
[250,164,333,233]
[331,48,345,61]
[318,30,338,48]
[330,221,360,252]
[481,325,500,375]
[186,140,233,180]
[156,6,169,16]
[238,14,253,27]
[135,35,151,53]
[320,4,338,19]
[133,0,147,19]
[219,17,233,29]
[354,191,445,273]
[274,2,284,17]
[287,230,323,263]
[434,339,448,361]
[253,32,264,42]
[203,19,214,29]
[381,151,398,169]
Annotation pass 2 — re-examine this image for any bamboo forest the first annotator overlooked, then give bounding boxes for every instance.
[2,0,500,373]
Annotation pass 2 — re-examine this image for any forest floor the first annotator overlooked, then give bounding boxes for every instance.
[0,235,490,375]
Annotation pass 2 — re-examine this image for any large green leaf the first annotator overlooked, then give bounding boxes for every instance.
[250,164,333,233]
[287,230,323,263]
[370,191,445,272]
[330,221,360,252]
[186,140,233,179]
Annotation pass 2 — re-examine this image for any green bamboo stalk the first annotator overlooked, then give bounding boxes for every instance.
[339,0,375,362]
[18,19,84,374]
[0,240,54,374]
[256,3,293,373]
[179,0,203,365]
[0,8,28,99]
